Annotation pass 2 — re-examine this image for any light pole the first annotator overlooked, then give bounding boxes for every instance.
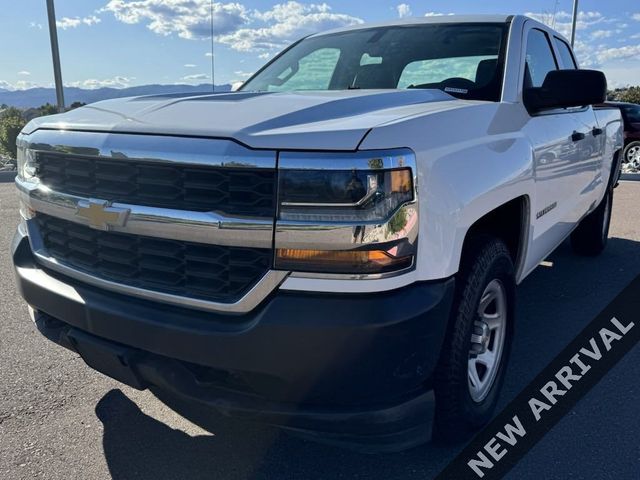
[46,0,65,112]
[570,0,579,47]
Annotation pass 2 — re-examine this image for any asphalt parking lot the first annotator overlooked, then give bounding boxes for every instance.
[1,180,639,480]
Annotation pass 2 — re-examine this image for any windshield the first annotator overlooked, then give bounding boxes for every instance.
[241,23,508,102]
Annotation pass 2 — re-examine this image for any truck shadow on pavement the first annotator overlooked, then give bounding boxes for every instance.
[96,389,457,479]
[95,236,640,480]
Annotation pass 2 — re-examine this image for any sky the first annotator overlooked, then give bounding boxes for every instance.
[0,0,638,91]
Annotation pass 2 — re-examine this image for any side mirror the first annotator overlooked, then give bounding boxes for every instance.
[524,69,607,113]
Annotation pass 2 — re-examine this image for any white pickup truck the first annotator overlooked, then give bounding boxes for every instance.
[12,15,623,450]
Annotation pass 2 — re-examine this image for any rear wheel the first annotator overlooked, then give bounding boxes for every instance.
[623,141,640,173]
[433,235,515,442]
[570,188,613,256]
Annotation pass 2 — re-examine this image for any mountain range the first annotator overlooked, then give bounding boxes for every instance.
[0,83,232,108]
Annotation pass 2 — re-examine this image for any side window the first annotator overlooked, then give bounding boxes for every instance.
[268,48,340,91]
[524,29,558,87]
[554,37,578,69]
[622,106,640,124]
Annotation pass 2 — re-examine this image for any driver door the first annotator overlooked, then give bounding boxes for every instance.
[520,26,600,274]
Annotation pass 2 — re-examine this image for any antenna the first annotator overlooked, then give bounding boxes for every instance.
[210,0,215,92]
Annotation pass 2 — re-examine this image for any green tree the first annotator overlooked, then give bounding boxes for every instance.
[69,101,86,110]
[38,103,58,116]
[618,86,640,104]
[0,107,27,159]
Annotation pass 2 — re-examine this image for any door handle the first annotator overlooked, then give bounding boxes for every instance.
[571,131,586,142]
[592,127,604,136]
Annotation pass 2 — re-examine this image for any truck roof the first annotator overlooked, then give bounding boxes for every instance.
[309,14,514,38]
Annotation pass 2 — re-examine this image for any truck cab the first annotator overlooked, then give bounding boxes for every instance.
[12,14,622,450]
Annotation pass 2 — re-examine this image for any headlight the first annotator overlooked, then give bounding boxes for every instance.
[15,141,38,220]
[275,149,418,276]
[16,143,37,181]
[278,168,413,222]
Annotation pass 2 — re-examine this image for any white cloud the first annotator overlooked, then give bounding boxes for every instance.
[258,52,271,59]
[584,40,640,68]
[596,44,640,63]
[184,63,197,68]
[103,0,249,39]
[105,1,362,52]
[57,15,101,29]
[0,80,41,90]
[205,52,214,57]
[17,71,31,76]
[632,13,640,21]
[29,21,43,29]
[591,30,613,40]
[424,12,454,17]
[218,2,363,52]
[397,4,411,19]
[525,10,605,38]
[182,73,209,80]
[67,76,135,89]
[16,80,40,90]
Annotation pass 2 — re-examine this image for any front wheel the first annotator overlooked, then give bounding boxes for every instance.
[570,188,613,256]
[433,235,515,442]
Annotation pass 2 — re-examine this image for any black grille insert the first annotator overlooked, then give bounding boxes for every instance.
[36,215,272,303]
[36,153,276,217]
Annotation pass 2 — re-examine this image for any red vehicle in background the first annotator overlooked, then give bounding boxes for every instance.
[603,101,640,172]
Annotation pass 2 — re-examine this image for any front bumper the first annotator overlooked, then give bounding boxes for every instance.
[12,227,454,450]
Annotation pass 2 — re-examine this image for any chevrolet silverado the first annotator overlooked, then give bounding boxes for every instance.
[12,15,623,450]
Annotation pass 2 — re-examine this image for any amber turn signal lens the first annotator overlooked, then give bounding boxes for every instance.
[390,168,412,194]
[275,248,413,274]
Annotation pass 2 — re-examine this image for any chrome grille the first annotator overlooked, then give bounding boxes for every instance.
[36,152,276,217]
[18,130,282,312]
[36,214,272,303]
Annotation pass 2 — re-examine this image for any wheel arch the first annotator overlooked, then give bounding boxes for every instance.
[610,148,623,188]
[458,195,531,283]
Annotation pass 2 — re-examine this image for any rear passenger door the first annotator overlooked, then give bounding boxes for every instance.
[520,26,600,273]
[552,35,604,193]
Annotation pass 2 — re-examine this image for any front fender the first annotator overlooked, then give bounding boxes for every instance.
[360,102,536,281]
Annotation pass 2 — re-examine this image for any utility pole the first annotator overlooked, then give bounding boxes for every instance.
[210,0,215,92]
[46,0,65,112]
[570,0,579,47]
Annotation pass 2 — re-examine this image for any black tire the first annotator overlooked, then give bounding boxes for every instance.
[433,235,515,443]
[623,141,640,171]
[570,188,613,256]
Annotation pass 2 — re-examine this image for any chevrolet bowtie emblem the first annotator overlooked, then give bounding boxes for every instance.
[76,199,131,231]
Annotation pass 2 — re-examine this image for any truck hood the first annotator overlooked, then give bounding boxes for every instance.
[24,90,469,150]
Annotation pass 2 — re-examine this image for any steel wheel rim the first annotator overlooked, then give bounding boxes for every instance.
[468,279,507,403]
[627,146,640,168]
